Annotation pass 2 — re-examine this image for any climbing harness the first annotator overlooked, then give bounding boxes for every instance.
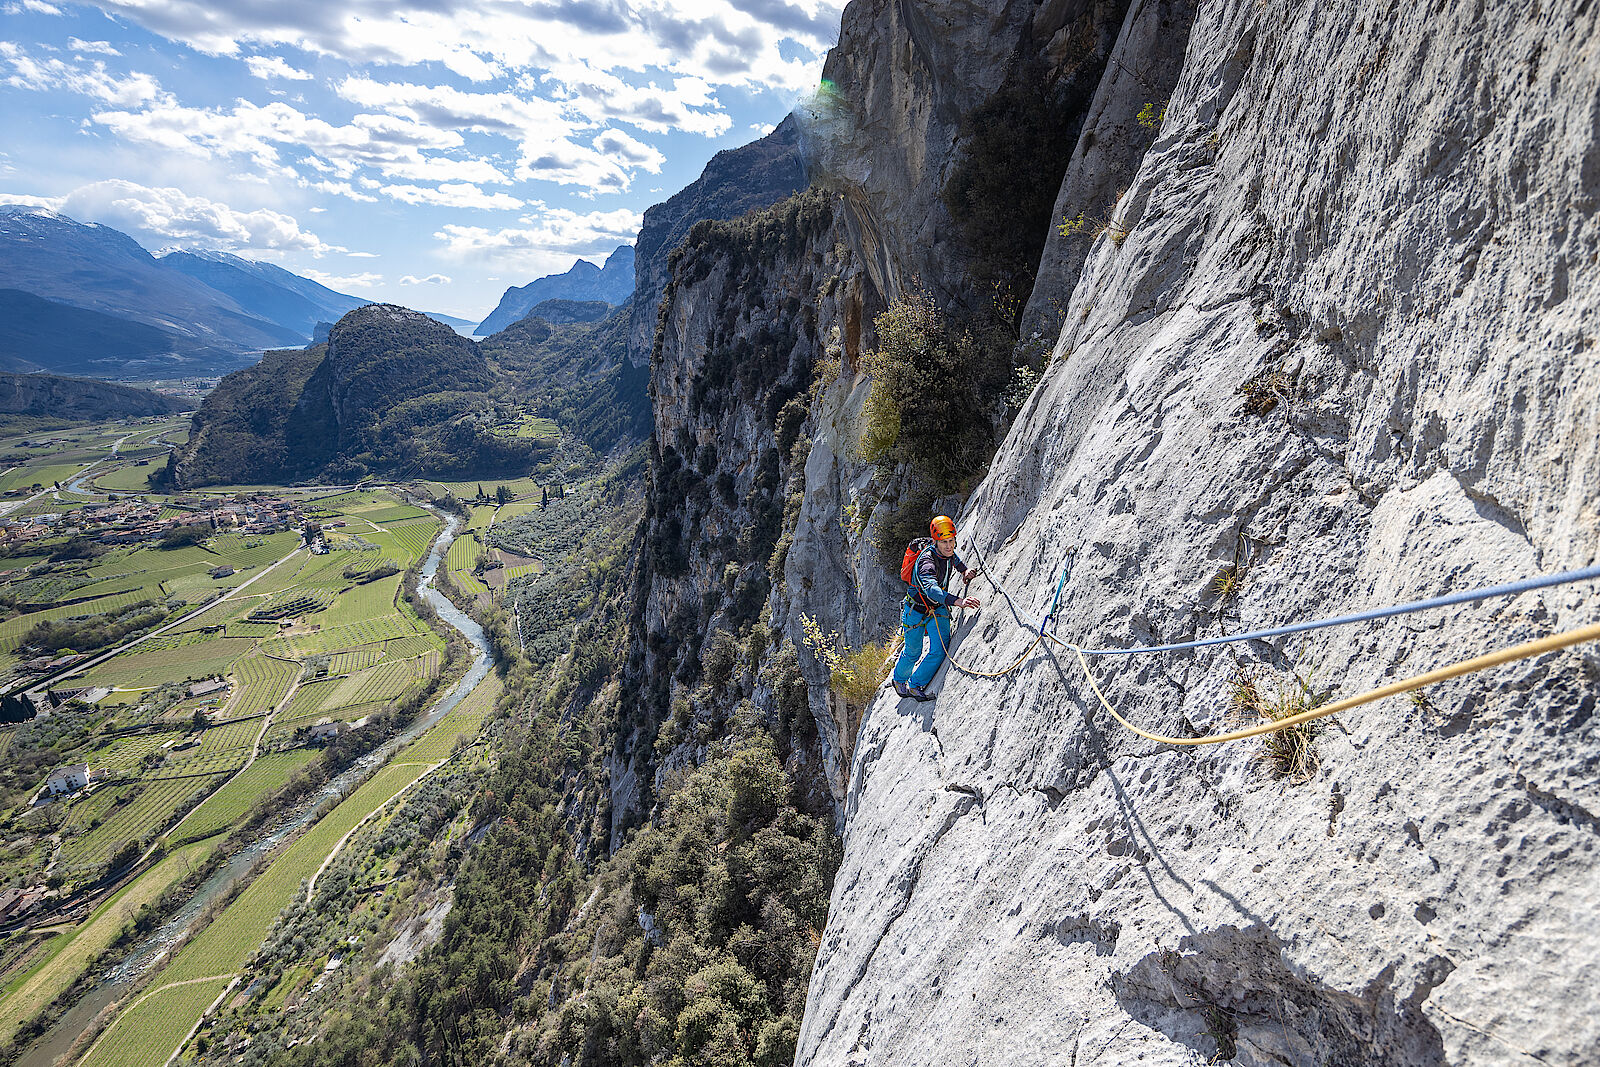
[920,543,1600,747]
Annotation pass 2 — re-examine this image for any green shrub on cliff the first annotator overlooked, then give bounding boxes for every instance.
[857,290,1014,492]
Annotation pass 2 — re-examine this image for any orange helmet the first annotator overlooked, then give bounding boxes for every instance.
[930,515,956,540]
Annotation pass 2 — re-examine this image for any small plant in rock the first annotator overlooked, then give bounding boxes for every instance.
[1057,210,1130,246]
[1058,212,1093,238]
[799,615,895,711]
[1238,368,1295,416]
[1228,660,1331,784]
[1212,565,1244,602]
[1137,100,1168,131]
[1202,1002,1238,1062]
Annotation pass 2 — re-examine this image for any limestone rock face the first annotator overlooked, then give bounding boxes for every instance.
[802,0,1129,307]
[624,116,807,368]
[1020,0,1199,341]
[614,190,879,833]
[799,3,1600,1066]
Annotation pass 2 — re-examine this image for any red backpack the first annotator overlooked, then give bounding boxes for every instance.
[900,537,936,609]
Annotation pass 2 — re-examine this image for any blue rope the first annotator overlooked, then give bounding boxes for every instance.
[1068,562,1600,656]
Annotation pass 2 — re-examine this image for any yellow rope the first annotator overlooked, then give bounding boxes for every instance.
[905,568,1600,746]
[1048,621,1600,746]
[947,632,1044,679]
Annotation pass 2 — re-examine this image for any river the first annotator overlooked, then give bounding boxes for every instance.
[13,509,490,1067]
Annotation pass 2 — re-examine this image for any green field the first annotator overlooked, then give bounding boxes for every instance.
[57,775,225,873]
[368,518,438,561]
[338,503,430,526]
[76,637,256,689]
[445,530,492,599]
[0,461,95,493]
[490,414,560,440]
[90,463,161,491]
[78,975,234,1067]
[495,501,542,521]
[0,840,213,1043]
[172,751,317,845]
[227,651,299,717]
[422,476,544,500]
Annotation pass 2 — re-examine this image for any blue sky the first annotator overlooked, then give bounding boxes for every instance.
[0,0,844,321]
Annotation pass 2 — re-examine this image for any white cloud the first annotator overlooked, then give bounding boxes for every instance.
[339,74,676,192]
[512,145,631,196]
[434,205,642,272]
[92,97,467,179]
[547,67,732,137]
[304,178,378,202]
[0,191,59,209]
[56,179,335,254]
[300,268,381,291]
[244,55,312,81]
[337,76,572,137]
[1,44,163,107]
[379,155,512,185]
[400,273,451,285]
[88,1,842,93]
[380,182,523,211]
[68,38,122,56]
[5,0,63,14]
[592,128,664,172]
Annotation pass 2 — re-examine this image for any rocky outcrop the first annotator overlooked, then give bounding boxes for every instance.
[1020,0,1198,341]
[801,0,1132,313]
[624,116,808,367]
[799,2,1600,1066]
[611,190,868,835]
[168,303,540,486]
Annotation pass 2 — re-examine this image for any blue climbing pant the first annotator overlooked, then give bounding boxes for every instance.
[894,601,952,689]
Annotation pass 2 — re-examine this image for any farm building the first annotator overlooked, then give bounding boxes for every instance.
[43,764,92,796]
[308,718,344,741]
[188,677,229,699]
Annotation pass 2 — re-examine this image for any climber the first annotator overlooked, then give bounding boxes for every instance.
[893,515,981,701]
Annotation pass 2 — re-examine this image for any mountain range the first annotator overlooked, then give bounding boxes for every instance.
[0,207,479,379]
[474,244,635,335]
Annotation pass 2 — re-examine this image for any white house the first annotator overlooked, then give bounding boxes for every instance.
[308,718,344,741]
[44,764,91,796]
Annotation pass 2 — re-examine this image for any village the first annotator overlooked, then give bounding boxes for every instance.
[0,492,306,550]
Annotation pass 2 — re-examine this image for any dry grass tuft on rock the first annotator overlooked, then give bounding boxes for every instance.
[1227,661,1332,784]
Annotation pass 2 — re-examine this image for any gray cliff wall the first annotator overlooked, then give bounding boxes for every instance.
[624,118,808,369]
[1020,0,1198,341]
[802,0,1130,309]
[613,191,884,834]
[799,2,1600,1066]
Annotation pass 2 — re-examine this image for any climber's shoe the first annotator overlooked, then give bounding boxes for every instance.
[893,680,912,699]
[909,685,936,702]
